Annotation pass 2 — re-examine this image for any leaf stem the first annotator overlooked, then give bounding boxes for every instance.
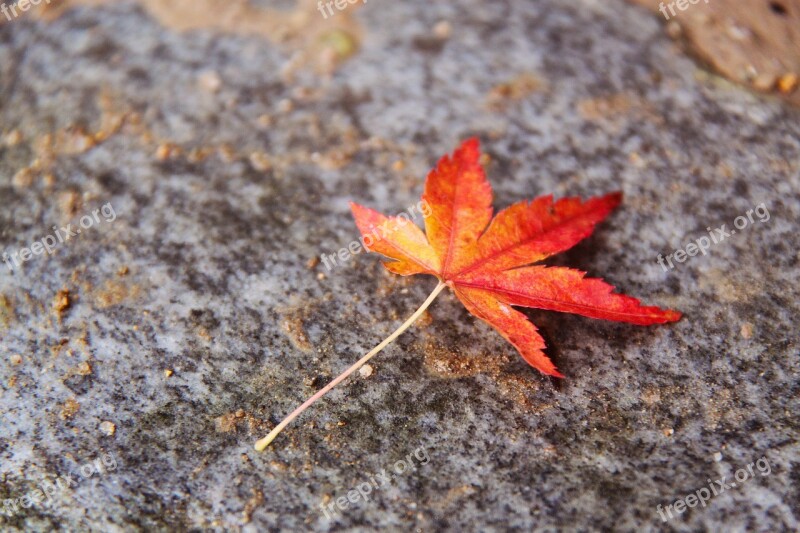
[254,280,447,451]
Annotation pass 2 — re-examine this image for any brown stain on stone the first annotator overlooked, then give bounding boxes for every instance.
[50,337,70,359]
[419,340,549,411]
[629,0,800,106]
[430,484,478,511]
[486,73,543,110]
[640,385,662,406]
[58,190,82,219]
[75,360,93,376]
[421,340,507,379]
[93,279,141,309]
[11,168,35,190]
[10,89,147,192]
[416,309,434,329]
[214,409,268,435]
[196,327,213,342]
[0,294,14,329]
[281,310,313,352]
[698,269,761,304]
[704,386,742,430]
[59,397,80,419]
[53,288,72,316]
[242,488,265,524]
[215,412,241,433]
[577,93,664,131]
[37,0,364,74]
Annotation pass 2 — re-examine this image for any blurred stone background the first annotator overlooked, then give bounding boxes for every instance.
[0,0,798,531]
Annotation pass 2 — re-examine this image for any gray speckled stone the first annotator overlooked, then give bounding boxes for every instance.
[0,0,798,531]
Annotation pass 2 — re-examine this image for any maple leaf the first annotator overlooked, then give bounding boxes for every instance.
[350,138,680,376]
[255,138,680,450]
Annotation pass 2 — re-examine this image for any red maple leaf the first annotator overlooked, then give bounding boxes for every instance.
[255,138,680,450]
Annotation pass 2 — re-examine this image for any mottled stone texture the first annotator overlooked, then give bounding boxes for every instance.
[0,1,798,531]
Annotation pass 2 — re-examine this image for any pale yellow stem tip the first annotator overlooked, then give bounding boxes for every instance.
[254,428,281,451]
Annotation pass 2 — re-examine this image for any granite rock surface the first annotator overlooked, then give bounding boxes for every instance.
[0,0,798,531]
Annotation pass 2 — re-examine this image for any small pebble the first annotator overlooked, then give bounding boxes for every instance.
[777,73,798,94]
[249,151,272,172]
[155,143,179,161]
[257,114,273,129]
[198,70,222,93]
[713,452,723,462]
[276,99,294,114]
[12,168,35,189]
[53,289,71,313]
[99,421,116,436]
[359,364,374,378]
[433,20,452,40]
[3,129,22,146]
